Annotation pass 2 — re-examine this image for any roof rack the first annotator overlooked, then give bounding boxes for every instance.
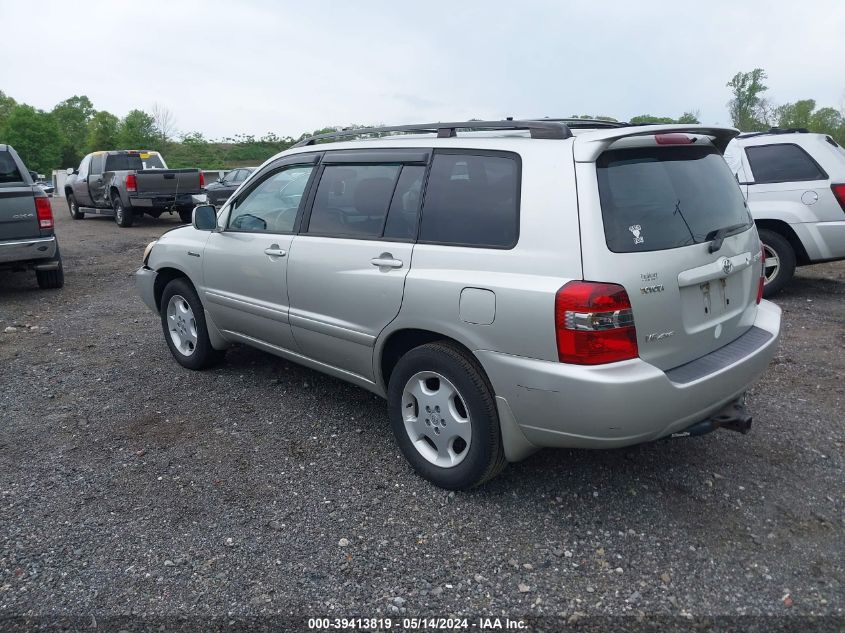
[533,118,626,129]
[738,127,809,138]
[292,120,573,147]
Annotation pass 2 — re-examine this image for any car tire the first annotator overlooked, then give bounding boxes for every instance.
[160,277,224,370]
[178,208,193,224]
[758,229,796,298]
[67,193,84,220]
[36,247,64,290]
[113,195,134,227]
[387,341,506,490]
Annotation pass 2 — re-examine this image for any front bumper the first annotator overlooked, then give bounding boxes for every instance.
[135,266,158,313]
[478,300,781,453]
[0,236,57,265]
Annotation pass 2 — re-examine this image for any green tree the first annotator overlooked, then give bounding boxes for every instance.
[726,68,770,131]
[2,105,61,173]
[118,109,158,149]
[629,114,675,124]
[86,111,120,152]
[676,111,701,124]
[51,95,95,167]
[0,90,17,132]
[810,107,844,143]
[775,99,816,129]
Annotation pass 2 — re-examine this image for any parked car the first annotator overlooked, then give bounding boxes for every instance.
[204,167,256,207]
[136,120,781,489]
[29,171,55,196]
[64,150,204,227]
[723,128,845,296]
[0,144,63,289]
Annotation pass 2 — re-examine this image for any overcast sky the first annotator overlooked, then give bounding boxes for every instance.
[2,0,843,139]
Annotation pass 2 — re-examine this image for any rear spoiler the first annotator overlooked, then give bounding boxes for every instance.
[573,125,739,162]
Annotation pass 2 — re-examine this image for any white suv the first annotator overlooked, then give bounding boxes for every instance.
[137,120,781,489]
[724,129,845,296]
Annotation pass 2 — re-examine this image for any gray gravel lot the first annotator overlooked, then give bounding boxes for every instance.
[1,199,843,629]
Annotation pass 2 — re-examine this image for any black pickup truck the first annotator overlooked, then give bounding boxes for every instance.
[64,150,204,227]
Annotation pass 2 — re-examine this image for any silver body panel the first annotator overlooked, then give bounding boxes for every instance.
[137,125,782,460]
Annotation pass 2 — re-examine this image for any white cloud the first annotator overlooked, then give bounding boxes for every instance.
[1,0,842,137]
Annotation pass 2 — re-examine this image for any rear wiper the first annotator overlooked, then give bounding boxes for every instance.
[706,223,750,253]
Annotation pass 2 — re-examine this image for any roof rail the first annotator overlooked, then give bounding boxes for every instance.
[738,127,810,139]
[533,118,626,129]
[292,120,573,147]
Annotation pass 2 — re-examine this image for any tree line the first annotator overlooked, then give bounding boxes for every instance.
[2,68,843,175]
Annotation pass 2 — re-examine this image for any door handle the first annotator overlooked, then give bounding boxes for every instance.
[264,245,287,257]
[370,253,403,269]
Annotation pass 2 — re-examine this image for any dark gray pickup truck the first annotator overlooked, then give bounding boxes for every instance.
[0,144,63,289]
[64,150,204,227]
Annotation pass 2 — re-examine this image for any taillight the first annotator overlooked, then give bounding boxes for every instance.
[831,184,845,213]
[126,173,137,192]
[756,244,766,304]
[199,171,205,188]
[654,133,693,145]
[35,197,53,229]
[555,281,638,365]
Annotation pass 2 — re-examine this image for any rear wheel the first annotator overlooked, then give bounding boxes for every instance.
[178,208,193,223]
[387,341,506,489]
[67,193,84,219]
[758,229,796,298]
[36,247,64,289]
[113,195,134,227]
[160,277,224,370]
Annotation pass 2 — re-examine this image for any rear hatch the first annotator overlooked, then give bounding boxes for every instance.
[574,129,761,371]
[0,150,39,240]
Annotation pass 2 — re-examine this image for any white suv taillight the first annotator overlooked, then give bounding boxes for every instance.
[555,281,638,365]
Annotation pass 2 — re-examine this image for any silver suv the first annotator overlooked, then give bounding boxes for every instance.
[724,129,845,295]
[136,120,781,489]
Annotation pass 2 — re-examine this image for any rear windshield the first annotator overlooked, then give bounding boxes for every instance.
[0,151,24,185]
[105,153,165,171]
[597,145,752,253]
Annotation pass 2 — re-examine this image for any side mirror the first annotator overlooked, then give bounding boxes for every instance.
[193,204,217,231]
[217,177,224,184]
[66,167,75,176]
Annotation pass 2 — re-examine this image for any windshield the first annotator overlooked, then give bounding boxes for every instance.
[597,145,752,253]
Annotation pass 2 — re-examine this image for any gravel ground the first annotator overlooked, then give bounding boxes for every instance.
[1,199,843,630]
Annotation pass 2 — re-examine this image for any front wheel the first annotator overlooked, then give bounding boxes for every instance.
[387,341,506,489]
[159,278,224,370]
[113,196,134,227]
[758,229,796,298]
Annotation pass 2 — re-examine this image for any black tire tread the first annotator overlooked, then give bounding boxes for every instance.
[758,228,796,297]
[388,340,506,489]
[159,277,224,370]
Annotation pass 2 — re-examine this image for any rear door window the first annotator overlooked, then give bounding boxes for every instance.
[0,151,23,185]
[597,145,751,253]
[418,152,519,248]
[307,164,401,238]
[745,143,827,183]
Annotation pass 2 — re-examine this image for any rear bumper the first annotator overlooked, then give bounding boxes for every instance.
[478,300,781,455]
[135,266,158,313]
[129,193,200,210]
[0,236,57,265]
